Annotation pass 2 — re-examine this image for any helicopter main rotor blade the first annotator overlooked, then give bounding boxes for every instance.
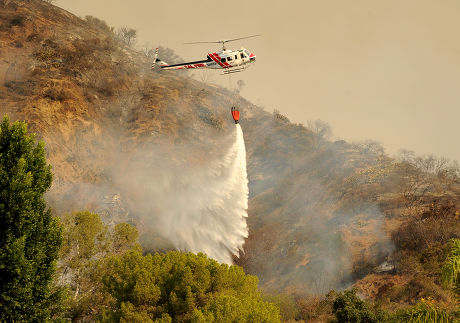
[183,35,261,45]
[221,34,262,43]
[183,41,223,45]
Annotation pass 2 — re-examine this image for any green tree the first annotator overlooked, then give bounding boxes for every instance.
[101,250,281,322]
[442,238,460,298]
[0,115,62,321]
[59,211,141,321]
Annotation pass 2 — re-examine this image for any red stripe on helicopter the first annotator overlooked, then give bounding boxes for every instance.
[187,63,206,68]
[207,53,218,65]
[169,63,207,69]
[209,53,232,68]
[208,53,226,68]
[214,52,232,68]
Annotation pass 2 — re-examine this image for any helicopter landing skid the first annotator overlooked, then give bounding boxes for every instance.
[222,66,247,75]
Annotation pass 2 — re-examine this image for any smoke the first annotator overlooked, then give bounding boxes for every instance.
[47,122,249,264]
[106,124,249,264]
[238,115,396,295]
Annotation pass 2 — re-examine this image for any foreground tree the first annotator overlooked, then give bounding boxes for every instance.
[59,211,141,321]
[101,251,281,322]
[0,115,62,321]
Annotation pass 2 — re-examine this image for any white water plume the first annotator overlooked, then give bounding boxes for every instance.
[182,124,248,263]
[115,124,249,264]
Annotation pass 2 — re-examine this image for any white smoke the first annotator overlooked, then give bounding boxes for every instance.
[110,124,249,264]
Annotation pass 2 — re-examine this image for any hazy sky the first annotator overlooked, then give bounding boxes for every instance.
[57,0,460,161]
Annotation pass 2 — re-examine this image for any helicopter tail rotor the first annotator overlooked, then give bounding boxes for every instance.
[151,48,169,69]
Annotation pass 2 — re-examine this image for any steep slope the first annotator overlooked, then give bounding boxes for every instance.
[1,0,459,309]
[0,0,259,259]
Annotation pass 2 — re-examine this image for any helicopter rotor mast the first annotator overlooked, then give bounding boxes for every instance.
[184,34,261,51]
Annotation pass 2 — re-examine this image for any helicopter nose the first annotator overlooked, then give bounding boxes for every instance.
[249,53,256,62]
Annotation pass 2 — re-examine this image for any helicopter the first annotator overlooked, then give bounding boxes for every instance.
[152,35,259,74]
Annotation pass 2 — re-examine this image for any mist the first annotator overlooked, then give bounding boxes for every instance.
[48,120,249,264]
[113,124,248,263]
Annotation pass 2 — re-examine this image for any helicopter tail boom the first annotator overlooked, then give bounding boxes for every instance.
[152,48,209,70]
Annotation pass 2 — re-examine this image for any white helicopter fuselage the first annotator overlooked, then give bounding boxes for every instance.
[206,49,256,69]
[153,48,256,74]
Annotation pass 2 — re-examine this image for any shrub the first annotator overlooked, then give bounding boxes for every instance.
[9,15,25,27]
[85,15,112,33]
[273,109,290,123]
[442,238,460,298]
[41,82,73,102]
[393,298,450,323]
[332,288,386,323]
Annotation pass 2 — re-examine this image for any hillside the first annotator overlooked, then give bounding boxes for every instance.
[1,0,459,319]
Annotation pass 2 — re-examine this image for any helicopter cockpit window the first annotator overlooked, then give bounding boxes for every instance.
[221,58,225,62]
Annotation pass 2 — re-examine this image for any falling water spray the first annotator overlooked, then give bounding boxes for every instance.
[56,115,250,264]
[109,122,249,264]
[163,123,249,264]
